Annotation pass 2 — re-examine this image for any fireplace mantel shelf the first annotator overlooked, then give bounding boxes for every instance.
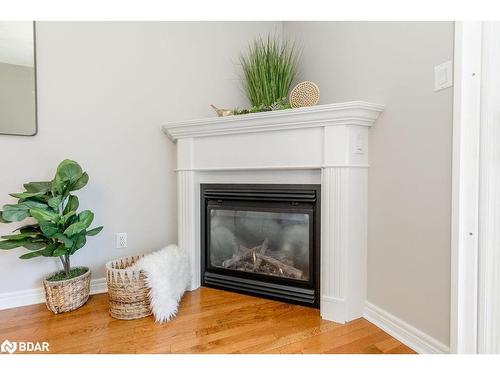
[162,101,384,142]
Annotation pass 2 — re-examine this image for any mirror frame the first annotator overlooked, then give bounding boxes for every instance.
[0,21,38,137]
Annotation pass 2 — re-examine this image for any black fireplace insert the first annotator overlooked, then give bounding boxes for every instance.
[200,184,320,307]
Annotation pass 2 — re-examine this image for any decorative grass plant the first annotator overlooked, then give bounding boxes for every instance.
[240,35,299,108]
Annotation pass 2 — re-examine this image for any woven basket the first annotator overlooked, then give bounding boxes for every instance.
[106,255,152,320]
[43,267,91,314]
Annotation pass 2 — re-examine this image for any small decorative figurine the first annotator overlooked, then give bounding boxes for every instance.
[210,104,234,117]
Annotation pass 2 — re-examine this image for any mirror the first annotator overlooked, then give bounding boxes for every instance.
[0,21,37,136]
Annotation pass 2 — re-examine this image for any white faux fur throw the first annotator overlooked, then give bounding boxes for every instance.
[133,245,190,323]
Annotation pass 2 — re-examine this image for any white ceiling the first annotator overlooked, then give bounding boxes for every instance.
[0,21,34,67]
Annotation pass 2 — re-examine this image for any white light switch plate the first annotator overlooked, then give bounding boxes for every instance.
[434,60,453,91]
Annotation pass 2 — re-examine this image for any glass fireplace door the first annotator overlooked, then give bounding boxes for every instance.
[201,183,320,307]
[209,209,311,281]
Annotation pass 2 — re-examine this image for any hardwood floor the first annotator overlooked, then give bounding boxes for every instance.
[0,287,415,354]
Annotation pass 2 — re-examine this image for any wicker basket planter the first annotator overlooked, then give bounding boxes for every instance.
[106,255,152,320]
[43,267,91,314]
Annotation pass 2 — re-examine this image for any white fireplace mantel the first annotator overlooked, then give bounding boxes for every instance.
[162,101,384,323]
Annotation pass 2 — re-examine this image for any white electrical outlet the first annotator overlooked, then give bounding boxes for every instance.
[116,233,127,249]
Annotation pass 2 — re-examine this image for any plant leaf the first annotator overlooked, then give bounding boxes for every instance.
[19,251,43,259]
[53,233,73,248]
[60,210,76,225]
[9,191,45,199]
[39,221,59,237]
[23,181,52,193]
[63,221,87,237]
[63,211,94,238]
[79,210,94,228]
[0,239,27,250]
[56,159,83,183]
[52,244,67,257]
[66,213,78,226]
[70,172,89,191]
[16,224,39,233]
[0,211,7,223]
[51,174,66,195]
[41,244,58,257]
[64,195,79,214]
[48,196,62,210]
[21,200,49,210]
[86,226,103,236]
[70,234,87,255]
[1,232,39,240]
[23,241,47,250]
[29,207,59,223]
[1,204,29,222]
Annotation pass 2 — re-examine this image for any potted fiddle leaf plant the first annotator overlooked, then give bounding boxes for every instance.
[0,159,103,314]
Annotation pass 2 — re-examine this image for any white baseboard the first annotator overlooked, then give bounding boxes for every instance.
[364,301,450,354]
[90,277,108,295]
[321,296,347,323]
[0,278,107,311]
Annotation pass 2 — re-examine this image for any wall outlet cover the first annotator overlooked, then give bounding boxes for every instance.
[116,233,127,249]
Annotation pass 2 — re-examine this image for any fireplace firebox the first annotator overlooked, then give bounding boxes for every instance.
[201,184,320,307]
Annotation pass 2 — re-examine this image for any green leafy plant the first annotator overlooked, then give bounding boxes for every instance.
[240,35,299,108]
[0,160,102,278]
[232,97,291,115]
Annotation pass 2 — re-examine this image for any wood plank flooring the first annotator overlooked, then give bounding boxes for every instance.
[0,287,415,354]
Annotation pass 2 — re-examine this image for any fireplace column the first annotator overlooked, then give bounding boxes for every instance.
[319,125,368,323]
[177,138,200,290]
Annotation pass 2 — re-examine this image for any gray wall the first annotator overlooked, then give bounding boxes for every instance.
[0,21,281,293]
[283,21,454,346]
[0,62,36,135]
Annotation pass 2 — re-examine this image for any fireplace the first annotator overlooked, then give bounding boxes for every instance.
[164,102,383,322]
[201,184,320,307]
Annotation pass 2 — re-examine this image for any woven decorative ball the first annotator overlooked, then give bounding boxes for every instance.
[289,81,320,108]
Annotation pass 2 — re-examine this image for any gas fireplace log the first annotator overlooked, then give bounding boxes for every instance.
[223,239,269,269]
[265,251,293,263]
[252,239,269,271]
[221,240,304,279]
[222,244,262,268]
[255,254,304,279]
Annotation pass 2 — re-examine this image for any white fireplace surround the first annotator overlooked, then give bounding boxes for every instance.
[163,101,384,323]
